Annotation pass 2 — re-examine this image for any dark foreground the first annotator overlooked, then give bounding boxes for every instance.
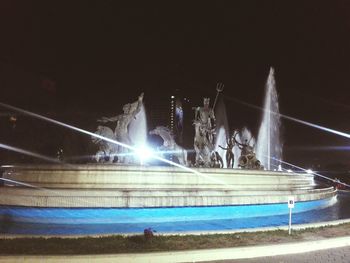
[1,223,350,255]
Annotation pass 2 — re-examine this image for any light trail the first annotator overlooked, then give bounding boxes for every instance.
[225,95,350,139]
[0,177,48,190]
[270,157,350,188]
[288,146,350,151]
[0,177,100,207]
[225,94,350,188]
[0,144,98,206]
[0,102,227,185]
[259,152,349,188]
[150,149,196,155]
[0,102,133,151]
[0,143,62,164]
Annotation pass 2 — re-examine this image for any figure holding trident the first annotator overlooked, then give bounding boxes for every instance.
[192,83,224,148]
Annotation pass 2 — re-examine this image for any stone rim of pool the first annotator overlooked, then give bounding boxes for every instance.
[0,164,338,235]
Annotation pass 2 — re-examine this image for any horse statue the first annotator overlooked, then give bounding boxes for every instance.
[149,126,188,166]
[91,125,119,163]
[193,120,212,167]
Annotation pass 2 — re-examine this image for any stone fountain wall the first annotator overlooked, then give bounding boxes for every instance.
[0,164,336,208]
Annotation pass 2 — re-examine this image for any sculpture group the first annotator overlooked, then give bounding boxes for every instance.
[92,93,144,164]
[92,87,262,169]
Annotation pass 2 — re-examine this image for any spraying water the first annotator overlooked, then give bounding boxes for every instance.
[214,99,229,167]
[235,127,256,168]
[233,134,240,168]
[0,102,230,185]
[256,67,282,170]
[129,104,147,147]
[240,127,256,147]
[215,126,227,168]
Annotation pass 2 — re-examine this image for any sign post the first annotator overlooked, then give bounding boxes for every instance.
[288,196,295,235]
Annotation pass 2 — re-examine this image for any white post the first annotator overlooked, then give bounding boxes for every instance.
[289,207,292,235]
[288,196,294,235]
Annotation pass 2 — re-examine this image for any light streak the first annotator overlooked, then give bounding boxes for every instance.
[225,96,350,139]
[0,143,62,164]
[288,146,350,151]
[1,177,47,190]
[271,157,350,188]
[0,102,227,185]
[0,177,100,207]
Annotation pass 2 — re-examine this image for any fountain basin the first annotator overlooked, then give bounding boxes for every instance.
[1,164,335,208]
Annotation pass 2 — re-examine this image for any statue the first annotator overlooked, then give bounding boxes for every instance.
[193,97,216,148]
[210,151,223,168]
[234,133,262,169]
[91,126,118,163]
[192,98,216,167]
[95,93,144,163]
[192,84,224,167]
[149,126,188,166]
[219,136,235,168]
[193,120,211,167]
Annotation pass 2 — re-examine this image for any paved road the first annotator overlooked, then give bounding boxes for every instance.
[206,246,350,263]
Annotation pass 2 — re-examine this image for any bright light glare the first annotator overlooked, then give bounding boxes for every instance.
[1,165,14,168]
[306,169,313,174]
[135,145,153,164]
[0,102,228,186]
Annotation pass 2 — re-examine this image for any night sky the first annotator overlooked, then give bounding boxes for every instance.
[1,1,350,169]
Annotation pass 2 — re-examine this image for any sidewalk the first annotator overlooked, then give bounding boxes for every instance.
[217,246,350,262]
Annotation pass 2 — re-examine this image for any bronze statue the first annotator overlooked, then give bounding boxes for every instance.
[219,137,235,168]
[234,133,261,169]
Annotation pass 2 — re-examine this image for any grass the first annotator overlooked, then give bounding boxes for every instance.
[1,223,350,255]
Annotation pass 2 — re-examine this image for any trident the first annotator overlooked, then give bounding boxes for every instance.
[212,82,224,110]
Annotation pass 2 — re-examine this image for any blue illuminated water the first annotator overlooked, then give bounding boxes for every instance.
[1,193,349,236]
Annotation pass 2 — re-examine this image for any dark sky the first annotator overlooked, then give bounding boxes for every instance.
[1,1,350,168]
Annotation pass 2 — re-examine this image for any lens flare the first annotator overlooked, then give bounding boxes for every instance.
[270,157,350,188]
[306,169,313,174]
[225,96,350,139]
[0,102,227,185]
[288,146,350,151]
[0,143,63,164]
[134,144,153,164]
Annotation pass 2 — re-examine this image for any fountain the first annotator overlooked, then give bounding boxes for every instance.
[129,104,148,148]
[214,98,230,168]
[234,127,261,169]
[256,67,283,170]
[0,81,337,235]
[215,126,228,167]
